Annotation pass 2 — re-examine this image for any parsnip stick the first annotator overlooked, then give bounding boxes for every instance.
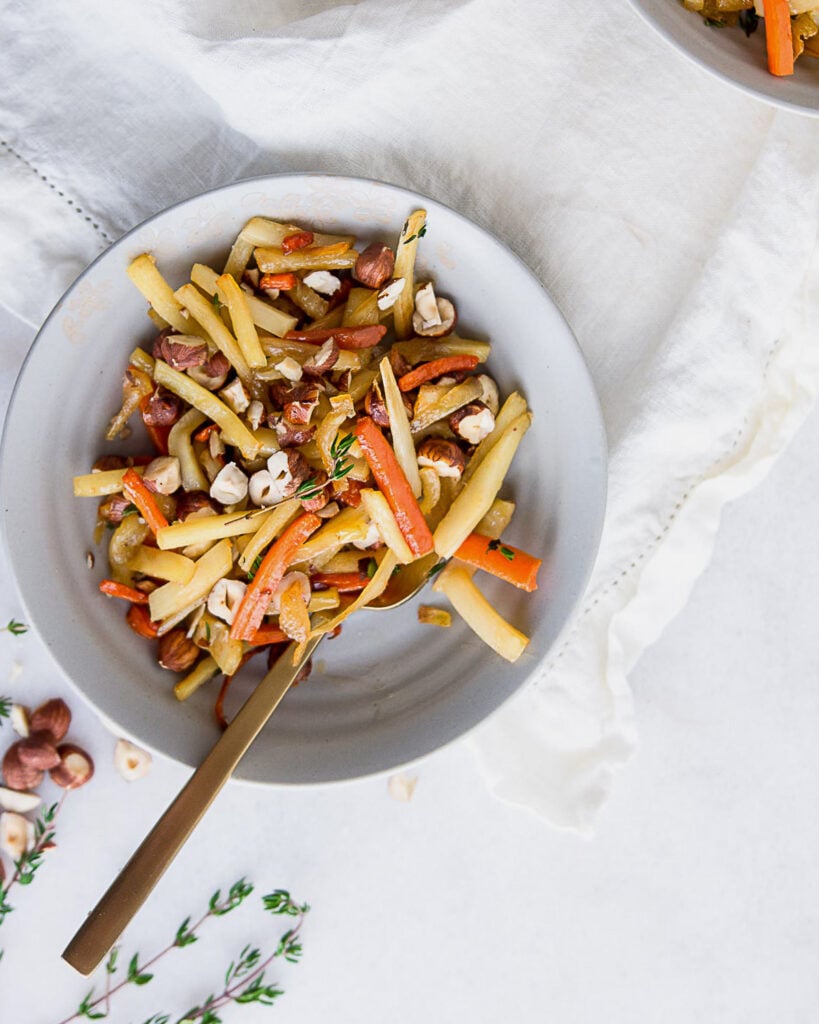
[410,377,483,434]
[216,274,266,368]
[191,263,297,338]
[157,508,275,551]
[73,466,144,498]
[392,337,491,365]
[237,499,301,573]
[393,209,426,339]
[129,546,196,584]
[433,413,532,559]
[475,499,516,540]
[254,247,358,274]
[153,360,260,459]
[360,489,415,564]
[149,539,233,623]
[433,562,529,662]
[459,392,528,487]
[174,655,219,701]
[380,357,422,498]
[238,218,355,250]
[126,254,194,335]
[175,283,251,381]
[168,409,208,492]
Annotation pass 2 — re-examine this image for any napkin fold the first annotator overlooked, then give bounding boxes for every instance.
[3,0,819,832]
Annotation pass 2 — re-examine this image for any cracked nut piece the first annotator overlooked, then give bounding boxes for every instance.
[31,698,72,743]
[353,242,395,289]
[153,332,208,370]
[2,743,45,791]
[97,493,135,525]
[207,578,248,626]
[412,283,457,337]
[303,338,339,378]
[9,704,30,738]
[158,629,200,672]
[377,277,406,311]
[0,786,41,814]
[449,401,496,445]
[17,730,61,770]
[0,811,34,860]
[142,387,184,427]
[50,744,95,790]
[176,491,221,521]
[142,456,182,495]
[417,438,466,479]
[114,739,152,781]
[188,351,230,391]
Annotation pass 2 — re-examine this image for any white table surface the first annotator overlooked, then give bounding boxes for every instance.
[1,287,818,1021]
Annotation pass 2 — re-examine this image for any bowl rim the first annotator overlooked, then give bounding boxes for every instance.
[0,171,608,785]
[627,0,819,118]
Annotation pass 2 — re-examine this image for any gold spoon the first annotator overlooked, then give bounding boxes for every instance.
[62,552,440,975]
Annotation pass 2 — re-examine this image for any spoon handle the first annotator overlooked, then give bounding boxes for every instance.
[62,634,323,976]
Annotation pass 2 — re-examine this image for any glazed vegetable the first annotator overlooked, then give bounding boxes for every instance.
[122,468,169,535]
[765,0,795,75]
[453,533,542,592]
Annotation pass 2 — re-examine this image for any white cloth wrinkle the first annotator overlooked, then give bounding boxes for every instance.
[3,0,819,832]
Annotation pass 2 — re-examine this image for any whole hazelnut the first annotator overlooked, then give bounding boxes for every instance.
[158,630,200,672]
[2,743,45,791]
[353,242,395,289]
[98,493,135,525]
[417,438,466,479]
[30,698,72,743]
[17,730,61,770]
[50,744,95,790]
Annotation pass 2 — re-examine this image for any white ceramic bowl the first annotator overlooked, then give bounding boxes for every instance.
[629,0,819,115]
[0,174,606,785]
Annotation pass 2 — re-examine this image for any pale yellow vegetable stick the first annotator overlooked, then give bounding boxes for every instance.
[223,232,256,280]
[308,590,341,613]
[216,274,266,368]
[129,547,196,584]
[192,263,297,338]
[153,360,260,459]
[380,357,422,498]
[288,279,329,321]
[129,347,155,376]
[168,409,208,492]
[393,209,426,339]
[239,218,355,249]
[343,288,380,327]
[73,466,144,498]
[126,254,192,335]
[459,391,528,488]
[433,413,532,559]
[392,337,491,365]
[433,563,529,663]
[418,467,441,516]
[174,655,219,701]
[157,508,275,551]
[292,507,371,566]
[254,247,358,274]
[237,499,301,573]
[410,377,483,434]
[360,489,415,564]
[149,539,233,623]
[175,283,251,381]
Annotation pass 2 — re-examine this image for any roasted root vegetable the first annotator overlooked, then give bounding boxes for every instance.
[78,211,540,711]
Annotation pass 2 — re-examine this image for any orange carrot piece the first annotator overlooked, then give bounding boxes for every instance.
[139,394,171,456]
[765,0,794,76]
[454,533,542,592]
[284,325,386,350]
[229,511,323,641]
[126,603,159,637]
[353,416,434,558]
[100,579,150,604]
[311,571,370,593]
[122,467,169,535]
[247,623,288,647]
[397,355,479,392]
[260,272,298,291]
[281,231,315,254]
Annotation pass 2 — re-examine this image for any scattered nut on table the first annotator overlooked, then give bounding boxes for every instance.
[114,739,152,781]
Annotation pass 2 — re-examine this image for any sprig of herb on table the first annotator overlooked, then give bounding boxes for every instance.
[0,796,65,929]
[0,696,10,724]
[1,619,28,637]
[56,881,309,1024]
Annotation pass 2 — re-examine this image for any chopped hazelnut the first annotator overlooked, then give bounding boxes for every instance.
[417,438,466,479]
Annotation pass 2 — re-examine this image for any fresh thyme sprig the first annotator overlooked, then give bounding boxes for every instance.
[0,796,65,929]
[0,696,10,723]
[57,880,308,1024]
[1,619,28,637]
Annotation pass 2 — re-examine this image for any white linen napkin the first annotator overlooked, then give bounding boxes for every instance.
[3,0,819,833]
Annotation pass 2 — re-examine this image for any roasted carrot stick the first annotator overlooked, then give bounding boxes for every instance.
[193,423,219,443]
[284,325,386,350]
[397,355,479,392]
[310,571,370,593]
[765,0,794,76]
[126,603,159,637]
[229,511,322,641]
[247,623,288,647]
[99,579,150,604]
[260,272,298,291]
[122,467,169,535]
[354,416,434,558]
[139,395,171,456]
[281,231,314,254]
[454,533,542,592]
